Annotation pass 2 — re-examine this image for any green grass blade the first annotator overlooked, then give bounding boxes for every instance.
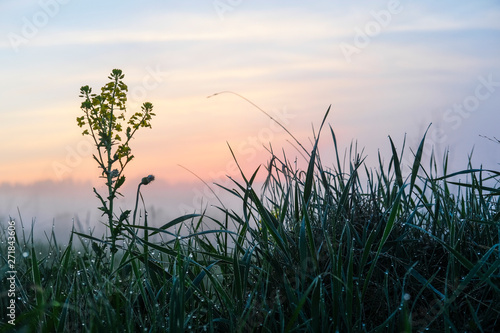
[388,136,404,189]
[409,124,430,197]
[304,105,331,204]
[284,277,320,333]
[362,186,403,299]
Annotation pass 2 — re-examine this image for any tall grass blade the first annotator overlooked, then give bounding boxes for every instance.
[388,136,404,189]
[304,105,331,204]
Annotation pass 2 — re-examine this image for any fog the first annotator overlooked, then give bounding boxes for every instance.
[0,177,246,244]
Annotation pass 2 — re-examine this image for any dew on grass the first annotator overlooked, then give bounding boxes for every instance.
[22,252,29,257]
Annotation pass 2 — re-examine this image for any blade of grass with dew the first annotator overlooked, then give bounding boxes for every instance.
[346,238,355,330]
[284,276,320,333]
[184,260,221,301]
[30,247,44,310]
[169,263,185,333]
[465,297,485,333]
[361,186,404,300]
[56,278,74,332]
[425,244,500,328]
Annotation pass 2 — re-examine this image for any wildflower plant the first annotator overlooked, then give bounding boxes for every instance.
[76,69,155,254]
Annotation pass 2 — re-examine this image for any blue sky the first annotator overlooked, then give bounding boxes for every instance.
[1,0,500,235]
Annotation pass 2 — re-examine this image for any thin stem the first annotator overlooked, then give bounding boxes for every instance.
[133,183,142,226]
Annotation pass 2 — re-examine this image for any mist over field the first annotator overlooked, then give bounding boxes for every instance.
[2,127,500,244]
[0,176,251,242]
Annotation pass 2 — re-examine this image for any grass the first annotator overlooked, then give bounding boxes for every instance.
[1,108,500,332]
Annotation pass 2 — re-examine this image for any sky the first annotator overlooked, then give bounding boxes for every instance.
[1,0,500,238]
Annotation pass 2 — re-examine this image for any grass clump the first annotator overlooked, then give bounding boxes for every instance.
[1,89,500,331]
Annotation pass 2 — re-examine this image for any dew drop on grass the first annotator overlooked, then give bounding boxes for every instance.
[22,252,29,258]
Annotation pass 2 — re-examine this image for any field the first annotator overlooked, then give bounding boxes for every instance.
[1,109,500,332]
